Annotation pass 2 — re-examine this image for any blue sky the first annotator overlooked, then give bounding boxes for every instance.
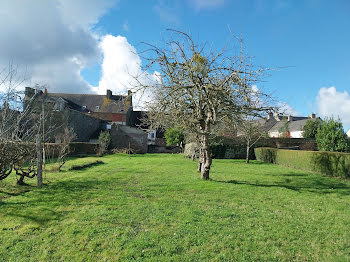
[1,0,350,129]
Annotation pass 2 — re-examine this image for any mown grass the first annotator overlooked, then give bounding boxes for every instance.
[0,154,350,261]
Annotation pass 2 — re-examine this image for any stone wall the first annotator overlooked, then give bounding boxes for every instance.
[49,109,103,142]
[66,109,102,142]
[109,124,148,153]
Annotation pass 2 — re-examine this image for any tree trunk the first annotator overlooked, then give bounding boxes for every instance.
[200,134,211,180]
[17,175,25,185]
[36,134,43,188]
[197,161,202,172]
[197,139,205,172]
[246,140,250,164]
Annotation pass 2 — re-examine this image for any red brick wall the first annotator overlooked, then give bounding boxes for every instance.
[90,112,126,122]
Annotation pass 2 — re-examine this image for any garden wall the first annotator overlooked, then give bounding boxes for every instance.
[255,147,350,179]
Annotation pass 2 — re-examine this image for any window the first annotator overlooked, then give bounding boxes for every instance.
[95,106,100,111]
[82,105,86,110]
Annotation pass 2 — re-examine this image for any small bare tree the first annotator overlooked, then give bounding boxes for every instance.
[137,30,273,179]
[55,127,76,171]
[0,64,52,187]
[239,118,267,163]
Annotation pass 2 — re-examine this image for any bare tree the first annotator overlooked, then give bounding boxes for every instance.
[55,127,76,171]
[239,117,267,163]
[137,30,273,179]
[0,64,50,187]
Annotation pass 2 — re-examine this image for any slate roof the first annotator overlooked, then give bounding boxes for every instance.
[269,118,319,132]
[235,118,277,136]
[48,92,128,113]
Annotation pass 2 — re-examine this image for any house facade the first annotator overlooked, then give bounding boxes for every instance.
[267,113,319,138]
[24,87,148,153]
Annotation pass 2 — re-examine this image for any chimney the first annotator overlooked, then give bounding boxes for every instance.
[126,90,132,107]
[287,115,293,121]
[309,113,316,119]
[267,112,273,120]
[274,112,280,121]
[25,87,35,98]
[106,89,112,99]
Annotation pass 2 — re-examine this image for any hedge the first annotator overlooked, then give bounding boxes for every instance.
[184,137,317,160]
[255,147,350,179]
[44,142,99,158]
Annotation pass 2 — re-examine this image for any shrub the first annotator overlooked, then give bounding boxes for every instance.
[98,131,111,156]
[164,128,185,150]
[255,147,350,179]
[254,147,278,163]
[315,118,349,152]
[302,118,322,138]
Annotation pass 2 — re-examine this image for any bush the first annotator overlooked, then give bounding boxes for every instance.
[98,131,111,155]
[255,147,350,179]
[164,128,185,149]
[254,147,278,163]
[315,118,349,152]
[302,118,322,138]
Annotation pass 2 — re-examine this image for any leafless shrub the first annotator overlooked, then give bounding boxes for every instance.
[54,127,76,171]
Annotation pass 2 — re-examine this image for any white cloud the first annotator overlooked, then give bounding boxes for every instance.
[251,85,259,93]
[95,35,160,110]
[0,0,116,94]
[316,86,350,126]
[277,102,299,116]
[58,0,116,30]
[188,0,225,11]
[0,0,159,110]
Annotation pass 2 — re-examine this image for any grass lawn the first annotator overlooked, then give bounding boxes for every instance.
[1,154,350,261]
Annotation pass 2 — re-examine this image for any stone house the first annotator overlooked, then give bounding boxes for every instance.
[128,110,166,146]
[24,87,148,153]
[46,89,133,125]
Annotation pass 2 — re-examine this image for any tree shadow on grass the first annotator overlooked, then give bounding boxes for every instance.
[0,177,115,225]
[68,160,104,171]
[213,172,350,196]
[0,184,36,200]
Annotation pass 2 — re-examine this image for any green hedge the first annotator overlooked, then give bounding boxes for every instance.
[255,147,350,179]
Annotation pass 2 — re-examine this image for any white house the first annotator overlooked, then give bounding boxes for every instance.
[267,113,319,138]
[347,128,350,138]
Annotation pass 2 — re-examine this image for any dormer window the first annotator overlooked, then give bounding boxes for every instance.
[82,105,86,110]
[95,106,100,111]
